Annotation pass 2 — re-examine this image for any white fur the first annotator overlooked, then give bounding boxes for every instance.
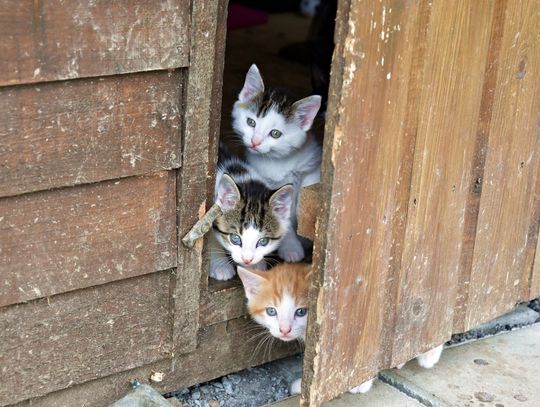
[237,267,308,342]
[349,378,375,394]
[232,65,322,262]
[289,378,374,396]
[300,0,321,17]
[289,378,302,395]
[251,290,308,342]
[416,344,443,369]
[209,157,292,280]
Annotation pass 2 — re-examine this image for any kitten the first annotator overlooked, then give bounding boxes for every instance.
[209,152,294,280]
[232,64,322,263]
[237,264,444,396]
[237,263,311,342]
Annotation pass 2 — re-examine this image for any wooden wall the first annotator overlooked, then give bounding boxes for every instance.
[302,0,540,405]
[1,1,299,406]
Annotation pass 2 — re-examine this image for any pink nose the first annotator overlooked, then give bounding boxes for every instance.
[279,326,292,335]
[242,255,253,265]
[251,137,262,148]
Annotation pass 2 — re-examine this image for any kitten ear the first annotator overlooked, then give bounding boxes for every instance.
[269,184,294,221]
[292,95,321,131]
[239,64,264,102]
[237,266,267,300]
[216,174,241,211]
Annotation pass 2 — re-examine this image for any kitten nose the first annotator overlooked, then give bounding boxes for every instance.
[279,326,292,335]
[251,136,263,147]
[242,254,253,264]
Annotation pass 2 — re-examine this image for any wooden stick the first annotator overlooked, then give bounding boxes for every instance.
[181,203,223,248]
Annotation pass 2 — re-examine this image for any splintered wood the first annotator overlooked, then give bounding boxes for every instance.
[182,204,223,248]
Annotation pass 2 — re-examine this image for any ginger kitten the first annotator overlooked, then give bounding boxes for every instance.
[237,263,310,342]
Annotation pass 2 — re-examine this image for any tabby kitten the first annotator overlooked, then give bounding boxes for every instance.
[232,65,322,263]
[209,153,293,280]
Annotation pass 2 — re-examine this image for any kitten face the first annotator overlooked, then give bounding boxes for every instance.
[232,64,321,158]
[238,263,311,342]
[214,174,293,267]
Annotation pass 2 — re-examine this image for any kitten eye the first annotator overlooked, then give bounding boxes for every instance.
[247,118,256,127]
[257,237,269,247]
[229,233,242,246]
[266,307,277,317]
[295,308,307,317]
[270,129,282,138]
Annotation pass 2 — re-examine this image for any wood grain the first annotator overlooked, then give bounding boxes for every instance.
[452,0,508,333]
[0,271,172,406]
[0,172,176,306]
[464,0,540,330]
[303,1,430,404]
[0,71,183,197]
[172,0,228,354]
[200,281,246,327]
[391,0,495,361]
[298,184,320,240]
[0,0,190,86]
[530,230,540,299]
[12,317,298,407]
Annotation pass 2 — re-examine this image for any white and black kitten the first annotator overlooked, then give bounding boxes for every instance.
[232,64,322,262]
[209,148,293,280]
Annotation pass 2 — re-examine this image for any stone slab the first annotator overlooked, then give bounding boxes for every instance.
[268,381,423,406]
[393,324,540,407]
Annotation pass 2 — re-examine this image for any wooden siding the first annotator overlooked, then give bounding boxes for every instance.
[0,172,177,307]
[0,0,190,86]
[0,71,183,197]
[1,271,172,406]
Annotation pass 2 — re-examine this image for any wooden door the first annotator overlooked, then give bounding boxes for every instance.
[302,0,540,405]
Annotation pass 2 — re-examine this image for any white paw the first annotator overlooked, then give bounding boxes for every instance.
[416,344,443,369]
[209,263,236,280]
[250,261,267,271]
[349,378,374,394]
[289,378,302,395]
[278,239,305,262]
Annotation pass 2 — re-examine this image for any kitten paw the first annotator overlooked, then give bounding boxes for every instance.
[289,378,302,395]
[209,264,236,281]
[349,378,374,394]
[416,344,443,369]
[251,261,267,271]
[278,239,305,262]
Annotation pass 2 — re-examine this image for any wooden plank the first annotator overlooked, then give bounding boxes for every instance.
[302,1,432,405]
[0,271,172,406]
[0,71,183,197]
[530,230,540,299]
[464,0,540,330]
[520,152,540,301]
[391,0,495,362]
[13,317,298,407]
[452,0,508,333]
[172,0,228,354]
[0,0,190,86]
[298,184,320,240]
[200,282,246,327]
[0,172,176,306]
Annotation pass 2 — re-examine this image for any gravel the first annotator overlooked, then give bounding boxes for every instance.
[164,298,539,406]
[164,354,303,407]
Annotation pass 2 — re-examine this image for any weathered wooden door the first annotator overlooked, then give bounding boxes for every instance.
[302,0,540,405]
